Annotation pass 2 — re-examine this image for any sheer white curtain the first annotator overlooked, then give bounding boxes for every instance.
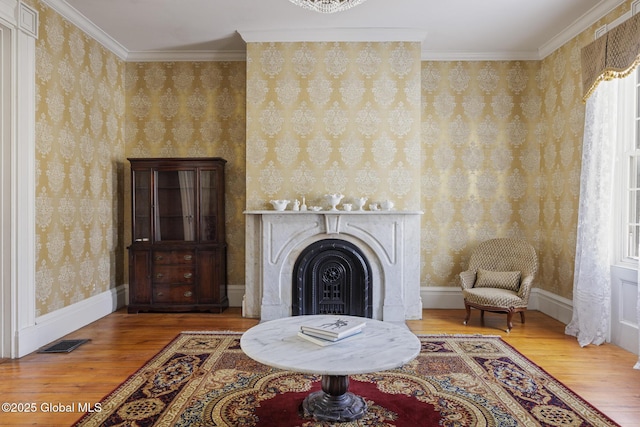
[576,8,640,368]
[565,79,619,347]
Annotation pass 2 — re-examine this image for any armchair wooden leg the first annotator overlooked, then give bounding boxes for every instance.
[519,311,525,324]
[506,311,514,333]
[463,303,471,325]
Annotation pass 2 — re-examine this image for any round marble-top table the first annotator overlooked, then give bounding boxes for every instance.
[240,315,421,422]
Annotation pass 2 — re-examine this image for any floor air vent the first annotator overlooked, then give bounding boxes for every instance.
[38,339,90,353]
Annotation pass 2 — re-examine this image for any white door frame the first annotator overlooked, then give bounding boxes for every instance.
[0,18,11,359]
[0,0,38,359]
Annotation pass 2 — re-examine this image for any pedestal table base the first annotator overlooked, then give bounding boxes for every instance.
[302,374,367,422]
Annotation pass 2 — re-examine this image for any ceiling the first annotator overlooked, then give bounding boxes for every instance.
[55,0,625,61]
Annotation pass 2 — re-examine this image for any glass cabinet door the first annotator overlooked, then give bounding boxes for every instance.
[200,169,219,241]
[132,170,151,242]
[154,170,196,241]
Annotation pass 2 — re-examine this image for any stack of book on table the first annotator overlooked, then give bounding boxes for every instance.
[297,317,367,346]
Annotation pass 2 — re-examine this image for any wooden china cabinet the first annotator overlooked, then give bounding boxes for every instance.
[127,158,228,313]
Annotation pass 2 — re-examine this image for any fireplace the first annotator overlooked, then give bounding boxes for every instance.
[242,211,422,322]
[244,210,422,322]
[293,239,372,317]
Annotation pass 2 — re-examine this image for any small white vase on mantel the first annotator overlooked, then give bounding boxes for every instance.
[269,199,289,211]
[325,193,344,211]
[380,200,394,211]
[355,197,367,211]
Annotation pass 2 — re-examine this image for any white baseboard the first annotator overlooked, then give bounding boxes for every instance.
[420,286,466,309]
[419,286,573,325]
[15,285,127,358]
[15,284,253,357]
[528,288,573,325]
[227,284,245,308]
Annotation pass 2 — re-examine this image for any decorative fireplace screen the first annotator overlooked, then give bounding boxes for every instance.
[292,239,372,318]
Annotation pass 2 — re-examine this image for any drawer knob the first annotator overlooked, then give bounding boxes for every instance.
[156,273,164,279]
[183,255,193,261]
[184,273,193,279]
[184,291,193,297]
[157,292,164,297]
[155,255,163,261]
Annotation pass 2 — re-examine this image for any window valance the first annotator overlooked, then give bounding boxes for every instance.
[582,11,640,101]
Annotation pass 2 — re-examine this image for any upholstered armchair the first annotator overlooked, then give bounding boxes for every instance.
[459,238,538,332]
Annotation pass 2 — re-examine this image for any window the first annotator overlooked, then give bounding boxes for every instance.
[628,68,640,260]
[615,66,640,265]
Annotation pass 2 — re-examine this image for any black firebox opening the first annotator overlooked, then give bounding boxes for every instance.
[292,239,372,318]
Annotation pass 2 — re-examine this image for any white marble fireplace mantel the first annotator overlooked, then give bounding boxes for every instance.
[243,210,423,322]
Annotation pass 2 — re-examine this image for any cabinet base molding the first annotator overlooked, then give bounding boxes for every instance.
[127,299,229,314]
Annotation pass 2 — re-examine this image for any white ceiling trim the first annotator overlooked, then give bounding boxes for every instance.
[595,0,640,38]
[126,50,247,63]
[238,28,428,43]
[41,0,631,63]
[42,0,128,60]
[538,0,626,59]
[420,50,540,62]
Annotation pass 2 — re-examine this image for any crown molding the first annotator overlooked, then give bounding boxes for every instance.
[41,0,128,60]
[39,0,631,63]
[538,0,627,59]
[126,50,247,62]
[594,0,640,38]
[420,50,540,62]
[238,28,428,43]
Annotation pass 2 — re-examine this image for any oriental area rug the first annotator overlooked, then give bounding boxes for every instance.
[73,332,619,427]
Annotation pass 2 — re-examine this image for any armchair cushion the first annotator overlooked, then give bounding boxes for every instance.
[463,288,526,309]
[474,269,521,292]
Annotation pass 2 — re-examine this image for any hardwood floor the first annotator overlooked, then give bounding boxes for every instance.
[1,308,638,426]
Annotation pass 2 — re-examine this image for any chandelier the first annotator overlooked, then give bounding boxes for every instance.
[289,0,368,14]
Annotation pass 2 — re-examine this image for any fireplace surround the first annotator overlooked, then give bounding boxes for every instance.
[244,211,423,322]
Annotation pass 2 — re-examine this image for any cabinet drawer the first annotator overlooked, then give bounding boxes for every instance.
[153,284,196,304]
[152,250,195,265]
[152,265,195,284]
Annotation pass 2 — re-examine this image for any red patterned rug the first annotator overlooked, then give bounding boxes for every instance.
[73,332,619,426]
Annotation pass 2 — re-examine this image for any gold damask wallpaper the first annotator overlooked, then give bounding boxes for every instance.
[30,0,634,316]
[32,0,125,316]
[245,42,422,210]
[539,1,632,298]
[539,43,585,298]
[420,61,540,286]
[123,61,246,286]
